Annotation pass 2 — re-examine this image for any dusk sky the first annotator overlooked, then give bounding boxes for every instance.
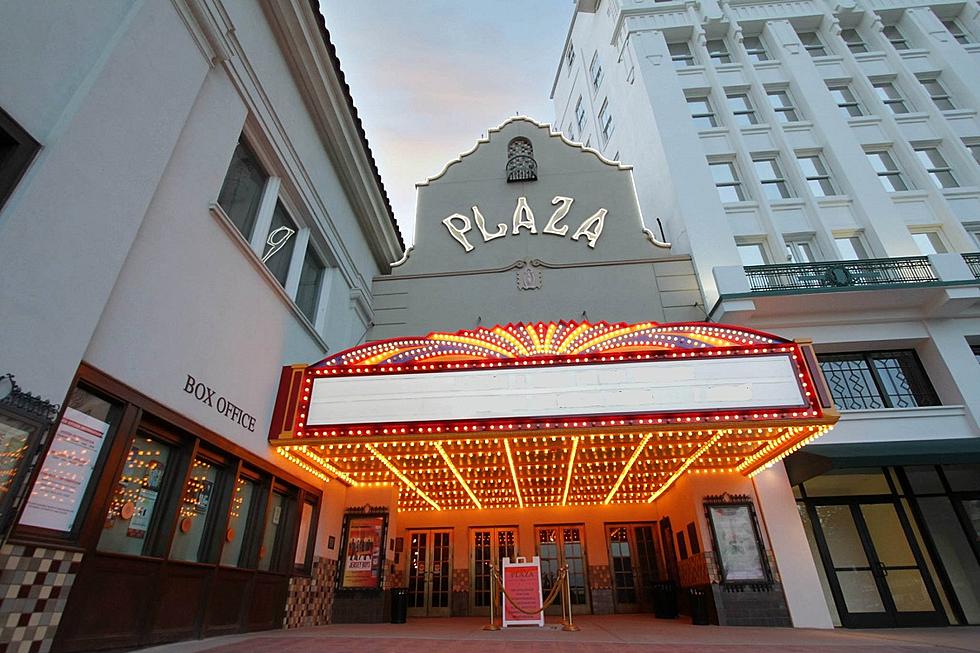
[319,1,576,246]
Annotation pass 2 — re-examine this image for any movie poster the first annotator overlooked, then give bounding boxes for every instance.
[341,515,385,589]
[708,504,767,582]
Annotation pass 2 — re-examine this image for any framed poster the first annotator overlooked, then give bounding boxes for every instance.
[339,512,387,589]
[704,495,770,584]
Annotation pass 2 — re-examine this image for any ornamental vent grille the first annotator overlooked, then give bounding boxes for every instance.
[506,137,537,182]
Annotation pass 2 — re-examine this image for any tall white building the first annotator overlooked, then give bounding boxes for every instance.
[553,0,980,628]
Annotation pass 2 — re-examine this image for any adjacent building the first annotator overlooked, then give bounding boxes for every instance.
[552,0,980,628]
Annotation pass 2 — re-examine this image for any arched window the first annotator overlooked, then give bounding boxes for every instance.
[506,137,537,182]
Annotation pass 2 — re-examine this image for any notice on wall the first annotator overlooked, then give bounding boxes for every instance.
[341,515,385,589]
[18,407,110,532]
[501,556,544,627]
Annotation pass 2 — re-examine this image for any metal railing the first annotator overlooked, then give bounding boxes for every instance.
[963,253,980,279]
[744,257,937,292]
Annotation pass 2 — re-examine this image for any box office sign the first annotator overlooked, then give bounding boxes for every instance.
[19,407,110,532]
[183,374,257,432]
[340,514,386,589]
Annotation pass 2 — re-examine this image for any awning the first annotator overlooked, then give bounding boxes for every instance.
[269,321,838,511]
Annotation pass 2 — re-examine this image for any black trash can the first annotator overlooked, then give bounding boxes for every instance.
[652,581,678,619]
[689,587,709,625]
[391,588,408,624]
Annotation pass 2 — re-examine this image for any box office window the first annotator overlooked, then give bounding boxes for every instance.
[98,434,177,556]
[170,457,226,563]
[18,385,125,537]
[220,475,260,568]
[258,490,290,572]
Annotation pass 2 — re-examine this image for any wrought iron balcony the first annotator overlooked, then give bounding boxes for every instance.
[744,257,937,293]
[963,253,980,279]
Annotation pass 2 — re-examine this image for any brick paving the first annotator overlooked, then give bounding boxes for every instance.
[139,616,980,653]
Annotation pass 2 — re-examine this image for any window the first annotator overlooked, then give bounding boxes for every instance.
[727,93,757,126]
[767,89,800,122]
[218,139,268,240]
[669,41,695,68]
[883,25,909,50]
[258,490,291,572]
[598,99,613,141]
[0,107,41,211]
[966,141,980,166]
[915,147,959,189]
[296,245,325,323]
[911,230,948,254]
[170,456,226,563]
[565,44,576,70]
[753,156,793,199]
[866,150,910,191]
[575,96,586,131]
[797,154,837,196]
[873,81,911,113]
[818,351,940,410]
[262,201,298,287]
[797,30,827,56]
[589,52,603,90]
[835,234,869,259]
[221,475,259,567]
[707,39,732,64]
[742,36,769,61]
[942,19,971,44]
[737,242,770,265]
[687,96,717,129]
[566,122,576,142]
[710,161,748,202]
[841,28,867,53]
[786,238,818,263]
[966,224,980,249]
[919,77,955,111]
[828,84,864,117]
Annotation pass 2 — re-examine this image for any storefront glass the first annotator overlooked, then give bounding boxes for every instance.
[170,457,224,562]
[220,476,258,567]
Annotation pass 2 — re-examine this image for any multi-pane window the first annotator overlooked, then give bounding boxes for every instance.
[687,96,717,129]
[883,25,909,50]
[295,244,325,323]
[828,84,863,117]
[911,230,948,254]
[786,238,818,263]
[841,28,867,53]
[866,150,910,191]
[566,122,576,142]
[767,90,800,122]
[575,96,586,131]
[707,39,732,64]
[915,147,959,188]
[589,52,603,90]
[797,154,836,196]
[818,351,940,410]
[598,99,613,141]
[742,36,769,61]
[873,81,911,113]
[966,140,980,166]
[942,19,971,44]
[262,201,298,287]
[669,41,695,68]
[737,242,769,266]
[753,156,793,199]
[218,139,268,240]
[565,45,576,70]
[727,93,757,126]
[797,30,828,56]
[710,161,748,202]
[835,235,869,259]
[919,77,955,110]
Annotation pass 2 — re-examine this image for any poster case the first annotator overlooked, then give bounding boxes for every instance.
[501,556,544,627]
[338,508,389,590]
[704,494,771,585]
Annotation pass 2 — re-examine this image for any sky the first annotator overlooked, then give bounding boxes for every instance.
[318,1,577,246]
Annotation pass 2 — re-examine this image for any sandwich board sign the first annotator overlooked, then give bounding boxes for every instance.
[501,556,545,627]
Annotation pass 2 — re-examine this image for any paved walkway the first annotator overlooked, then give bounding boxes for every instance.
[138,616,980,653]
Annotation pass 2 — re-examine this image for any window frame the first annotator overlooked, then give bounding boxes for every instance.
[914,146,959,189]
[589,52,603,90]
[866,149,911,192]
[840,28,868,53]
[833,233,871,260]
[766,89,801,123]
[817,350,940,411]
[919,76,955,111]
[872,80,912,114]
[785,237,819,263]
[797,30,828,56]
[828,84,864,118]
[668,41,696,68]
[710,160,748,202]
[687,95,718,129]
[742,35,770,62]
[0,106,41,211]
[910,228,949,254]
[736,240,771,266]
[797,153,837,197]
[941,18,971,44]
[575,96,586,131]
[706,38,732,64]
[883,25,909,50]
[726,92,758,126]
[598,98,614,142]
[753,155,794,200]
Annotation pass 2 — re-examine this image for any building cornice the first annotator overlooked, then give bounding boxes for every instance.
[259,0,404,272]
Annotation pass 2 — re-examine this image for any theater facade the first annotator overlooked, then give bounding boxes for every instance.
[268,117,841,628]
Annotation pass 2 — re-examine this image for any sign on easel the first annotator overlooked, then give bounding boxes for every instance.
[501,556,544,627]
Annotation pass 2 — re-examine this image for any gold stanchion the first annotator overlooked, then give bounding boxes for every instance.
[561,566,580,632]
[483,562,500,631]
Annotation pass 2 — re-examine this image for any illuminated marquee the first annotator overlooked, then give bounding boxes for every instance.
[269,321,838,511]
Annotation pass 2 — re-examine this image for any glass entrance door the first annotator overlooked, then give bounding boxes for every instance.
[470,527,518,615]
[536,525,590,614]
[407,529,452,617]
[809,500,946,627]
[608,523,660,613]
